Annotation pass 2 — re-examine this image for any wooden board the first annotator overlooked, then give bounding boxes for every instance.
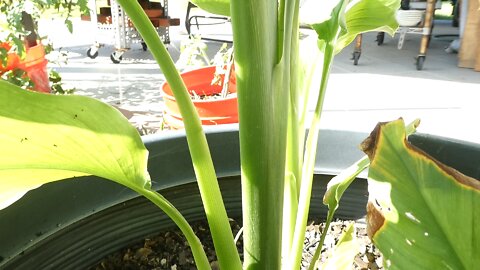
[458,0,480,70]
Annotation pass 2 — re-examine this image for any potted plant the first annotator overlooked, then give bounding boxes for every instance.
[162,39,237,129]
[0,0,478,270]
[161,65,237,129]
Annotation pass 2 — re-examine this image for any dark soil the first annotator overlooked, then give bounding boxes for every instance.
[89,219,382,270]
[189,91,236,101]
[88,219,242,270]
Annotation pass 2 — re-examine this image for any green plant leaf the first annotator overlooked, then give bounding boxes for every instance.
[323,119,420,213]
[311,0,349,52]
[64,19,73,33]
[335,0,399,54]
[190,0,230,16]
[311,0,399,54]
[323,156,369,211]
[305,156,367,270]
[117,1,240,268]
[0,81,150,210]
[361,119,480,270]
[320,222,359,270]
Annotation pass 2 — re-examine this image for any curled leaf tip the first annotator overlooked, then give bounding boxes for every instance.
[360,118,407,160]
[360,122,383,160]
[413,118,421,128]
[366,200,385,239]
[405,118,421,136]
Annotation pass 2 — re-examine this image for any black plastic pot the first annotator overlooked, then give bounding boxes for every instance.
[0,125,478,269]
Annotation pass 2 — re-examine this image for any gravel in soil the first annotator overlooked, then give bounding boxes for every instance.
[89,219,382,270]
[302,219,383,270]
[189,91,236,101]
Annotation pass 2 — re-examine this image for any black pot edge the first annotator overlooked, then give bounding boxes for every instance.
[2,175,369,270]
[0,125,366,266]
[1,125,479,268]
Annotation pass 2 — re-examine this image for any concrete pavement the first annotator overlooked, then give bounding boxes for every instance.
[38,18,480,143]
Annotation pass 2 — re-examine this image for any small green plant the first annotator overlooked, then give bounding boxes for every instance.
[0,67,74,94]
[0,0,478,270]
[0,68,35,89]
[176,36,233,89]
[49,70,75,95]
[0,44,74,94]
[0,0,87,93]
[175,35,212,70]
[0,0,88,55]
[175,36,234,99]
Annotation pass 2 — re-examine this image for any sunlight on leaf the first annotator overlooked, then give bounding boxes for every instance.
[311,0,349,52]
[310,0,399,54]
[0,81,150,210]
[323,156,369,211]
[335,0,399,53]
[320,223,360,270]
[362,119,480,270]
[300,0,342,26]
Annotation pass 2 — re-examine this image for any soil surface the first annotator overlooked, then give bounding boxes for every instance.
[89,219,382,270]
[189,91,236,101]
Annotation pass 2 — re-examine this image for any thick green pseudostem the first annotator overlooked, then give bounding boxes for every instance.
[116,1,241,269]
[231,0,288,268]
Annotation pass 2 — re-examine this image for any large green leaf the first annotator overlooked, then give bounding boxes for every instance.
[311,0,399,54]
[335,0,399,54]
[0,81,150,210]
[361,119,480,270]
[190,0,230,16]
[311,0,349,52]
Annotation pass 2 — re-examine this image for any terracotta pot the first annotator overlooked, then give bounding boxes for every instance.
[161,66,238,129]
[0,42,50,93]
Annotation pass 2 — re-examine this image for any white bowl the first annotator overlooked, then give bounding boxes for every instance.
[396,10,424,27]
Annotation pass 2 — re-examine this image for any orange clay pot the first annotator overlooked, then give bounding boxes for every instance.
[1,42,50,93]
[161,66,238,129]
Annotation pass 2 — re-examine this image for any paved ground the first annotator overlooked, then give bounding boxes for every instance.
[38,17,480,143]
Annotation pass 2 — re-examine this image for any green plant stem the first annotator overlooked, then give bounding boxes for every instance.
[309,156,370,270]
[133,187,211,270]
[116,1,241,269]
[282,0,302,262]
[309,210,334,270]
[220,49,234,98]
[287,43,335,269]
[231,0,287,268]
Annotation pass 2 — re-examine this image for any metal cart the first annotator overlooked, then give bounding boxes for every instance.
[84,0,178,63]
[351,0,441,70]
[185,2,232,43]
